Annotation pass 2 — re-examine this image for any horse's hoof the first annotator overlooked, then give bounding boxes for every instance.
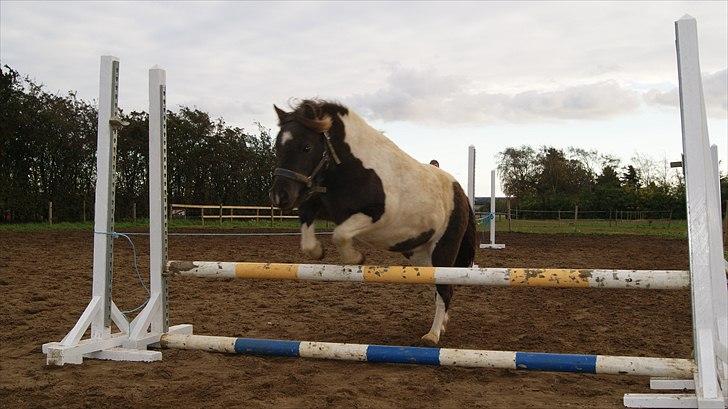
[420,332,439,346]
[342,252,365,265]
[303,242,325,260]
[312,243,326,260]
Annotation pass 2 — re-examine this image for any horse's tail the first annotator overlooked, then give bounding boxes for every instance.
[454,201,477,268]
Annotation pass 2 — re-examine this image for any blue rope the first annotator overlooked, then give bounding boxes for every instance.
[94,231,150,315]
[479,212,495,228]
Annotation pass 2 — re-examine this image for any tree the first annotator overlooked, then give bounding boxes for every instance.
[0,64,276,222]
[497,146,536,199]
[622,165,641,189]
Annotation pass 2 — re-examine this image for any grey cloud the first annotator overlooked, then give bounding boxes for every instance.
[2,2,726,128]
[643,68,727,117]
[350,67,641,125]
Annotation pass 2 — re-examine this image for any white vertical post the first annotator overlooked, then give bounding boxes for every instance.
[148,66,168,334]
[42,56,190,365]
[627,15,728,408]
[91,55,120,337]
[467,145,475,210]
[480,169,505,249]
[676,16,725,407]
[708,144,727,373]
[489,170,496,245]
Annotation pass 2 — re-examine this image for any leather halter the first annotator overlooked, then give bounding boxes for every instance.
[273,129,341,197]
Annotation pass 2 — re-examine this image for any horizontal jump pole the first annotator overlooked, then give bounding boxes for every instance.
[160,334,695,378]
[166,261,690,289]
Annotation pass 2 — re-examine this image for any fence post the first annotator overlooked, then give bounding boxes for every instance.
[219,204,223,225]
[133,202,137,222]
[48,201,53,225]
[201,207,205,226]
[608,209,612,227]
[724,200,727,243]
[82,199,86,223]
[270,206,274,227]
[574,205,578,231]
[507,199,512,232]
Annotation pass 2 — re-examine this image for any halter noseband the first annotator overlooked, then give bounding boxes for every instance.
[273,129,341,197]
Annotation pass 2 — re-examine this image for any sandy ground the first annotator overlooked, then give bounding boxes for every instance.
[0,230,694,408]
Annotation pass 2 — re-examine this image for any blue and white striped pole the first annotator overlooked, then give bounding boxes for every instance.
[160,334,694,378]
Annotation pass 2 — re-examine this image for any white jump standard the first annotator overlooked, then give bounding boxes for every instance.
[483,169,505,249]
[466,146,504,249]
[42,16,727,409]
[42,57,191,366]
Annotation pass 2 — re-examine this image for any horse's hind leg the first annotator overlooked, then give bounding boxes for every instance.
[435,284,452,334]
[421,284,451,346]
[410,250,448,345]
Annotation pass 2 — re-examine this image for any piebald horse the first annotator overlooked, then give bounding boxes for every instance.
[269,100,476,345]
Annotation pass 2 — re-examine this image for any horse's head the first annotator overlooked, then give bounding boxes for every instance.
[269,101,335,210]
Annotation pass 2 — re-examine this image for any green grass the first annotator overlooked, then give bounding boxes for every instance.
[484,218,688,239]
[0,218,308,233]
[2,217,689,238]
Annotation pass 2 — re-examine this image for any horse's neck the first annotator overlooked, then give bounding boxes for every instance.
[338,111,414,164]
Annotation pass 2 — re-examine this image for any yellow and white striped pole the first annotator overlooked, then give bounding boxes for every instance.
[167,261,690,290]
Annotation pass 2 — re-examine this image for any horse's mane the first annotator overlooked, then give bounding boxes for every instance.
[286,99,349,133]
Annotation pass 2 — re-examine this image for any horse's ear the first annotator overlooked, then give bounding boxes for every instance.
[274,105,288,124]
[301,102,318,120]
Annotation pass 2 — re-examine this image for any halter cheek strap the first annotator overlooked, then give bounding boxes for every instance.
[322,131,341,165]
[273,130,341,195]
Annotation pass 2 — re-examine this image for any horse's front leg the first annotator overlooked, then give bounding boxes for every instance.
[332,213,372,265]
[299,198,324,260]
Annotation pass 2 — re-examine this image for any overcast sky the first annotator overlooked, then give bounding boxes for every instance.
[1,1,726,196]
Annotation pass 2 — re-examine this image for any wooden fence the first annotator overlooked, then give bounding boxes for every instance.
[170,204,298,225]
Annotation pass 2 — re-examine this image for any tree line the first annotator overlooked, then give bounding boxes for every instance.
[497,146,727,219]
[1,65,275,222]
[2,64,724,223]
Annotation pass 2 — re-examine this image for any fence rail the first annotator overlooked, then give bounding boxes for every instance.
[475,207,680,234]
[170,203,298,225]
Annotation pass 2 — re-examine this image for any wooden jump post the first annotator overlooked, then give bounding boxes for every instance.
[42,17,727,408]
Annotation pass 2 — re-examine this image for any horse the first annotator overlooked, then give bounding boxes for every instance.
[269,100,476,345]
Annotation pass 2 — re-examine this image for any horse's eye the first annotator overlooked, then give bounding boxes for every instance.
[302,144,312,153]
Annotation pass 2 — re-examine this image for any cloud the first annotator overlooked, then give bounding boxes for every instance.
[349,67,641,125]
[507,82,641,121]
[1,2,726,128]
[644,68,727,118]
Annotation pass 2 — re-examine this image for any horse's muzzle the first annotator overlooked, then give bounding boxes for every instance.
[269,178,299,210]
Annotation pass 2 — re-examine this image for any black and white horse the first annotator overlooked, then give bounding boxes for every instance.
[269,100,476,345]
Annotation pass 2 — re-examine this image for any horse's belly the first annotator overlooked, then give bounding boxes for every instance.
[356,221,439,251]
